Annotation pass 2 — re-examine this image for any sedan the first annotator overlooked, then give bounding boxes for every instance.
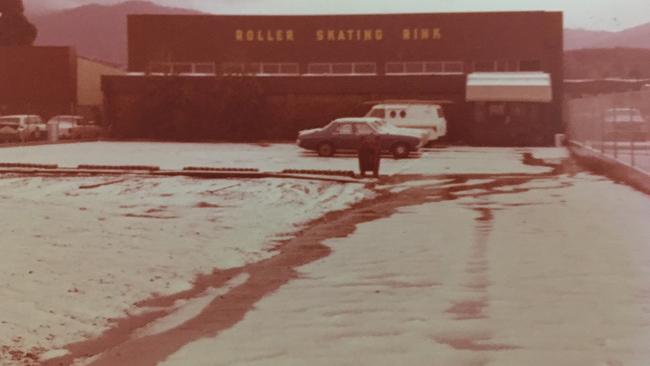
[296,117,425,159]
[0,115,46,142]
[48,115,104,139]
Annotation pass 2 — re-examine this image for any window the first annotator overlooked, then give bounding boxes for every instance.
[386,61,464,75]
[261,63,281,74]
[399,110,407,118]
[280,63,299,74]
[385,63,404,74]
[332,63,353,74]
[443,62,464,73]
[193,63,216,74]
[245,63,261,74]
[222,62,245,75]
[355,124,375,135]
[308,63,330,74]
[148,62,216,75]
[333,123,353,134]
[425,62,443,73]
[149,62,172,74]
[306,62,377,75]
[172,63,192,74]
[405,62,424,73]
[474,61,496,72]
[367,108,385,118]
[519,60,542,71]
[354,63,376,75]
[223,62,299,76]
[496,60,509,72]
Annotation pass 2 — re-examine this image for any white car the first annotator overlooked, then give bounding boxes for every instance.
[365,101,448,144]
[0,115,46,142]
[48,115,104,139]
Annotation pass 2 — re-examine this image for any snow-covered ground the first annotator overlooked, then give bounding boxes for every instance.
[0,175,372,363]
[0,143,569,364]
[160,172,650,366]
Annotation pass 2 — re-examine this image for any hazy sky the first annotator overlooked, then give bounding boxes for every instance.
[58,0,650,31]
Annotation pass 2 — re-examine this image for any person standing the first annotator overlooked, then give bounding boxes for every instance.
[357,133,381,178]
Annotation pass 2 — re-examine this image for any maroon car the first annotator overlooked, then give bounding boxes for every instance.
[296,117,425,159]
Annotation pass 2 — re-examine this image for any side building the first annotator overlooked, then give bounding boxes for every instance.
[103,11,563,145]
[0,46,77,119]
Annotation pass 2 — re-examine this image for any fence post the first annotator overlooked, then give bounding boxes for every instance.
[613,105,619,159]
[600,103,605,153]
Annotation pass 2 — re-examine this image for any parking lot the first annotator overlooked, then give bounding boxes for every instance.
[1,142,649,366]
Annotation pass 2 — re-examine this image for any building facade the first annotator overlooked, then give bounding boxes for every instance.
[104,11,563,144]
[0,46,77,119]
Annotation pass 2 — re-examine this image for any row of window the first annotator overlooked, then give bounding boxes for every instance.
[148,60,542,76]
[473,60,543,72]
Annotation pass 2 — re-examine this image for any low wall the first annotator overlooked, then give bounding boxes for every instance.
[569,141,650,195]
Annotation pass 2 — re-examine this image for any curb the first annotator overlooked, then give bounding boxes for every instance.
[0,162,58,169]
[77,164,160,171]
[569,141,650,195]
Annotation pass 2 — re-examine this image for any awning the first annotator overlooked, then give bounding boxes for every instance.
[466,72,552,103]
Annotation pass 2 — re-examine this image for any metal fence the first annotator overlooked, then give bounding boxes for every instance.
[566,90,650,173]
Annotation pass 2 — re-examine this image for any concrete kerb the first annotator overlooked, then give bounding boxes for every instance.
[0,166,375,184]
[569,140,650,195]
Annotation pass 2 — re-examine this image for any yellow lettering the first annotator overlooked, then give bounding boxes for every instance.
[363,29,372,41]
[286,30,294,41]
[276,30,284,41]
[402,29,410,40]
[421,28,430,40]
[346,29,354,40]
[256,30,264,41]
[327,30,335,41]
[266,30,274,41]
[316,29,324,41]
[337,30,346,41]
[235,29,244,41]
[375,29,383,41]
[432,28,442,39]
[356,30,362,40]
[246,30,254,41]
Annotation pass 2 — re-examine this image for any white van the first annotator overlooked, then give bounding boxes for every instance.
[364,101,448,143]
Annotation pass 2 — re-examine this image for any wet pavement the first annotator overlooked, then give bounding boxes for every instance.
[36,147,650,366]
[155,158,650,366]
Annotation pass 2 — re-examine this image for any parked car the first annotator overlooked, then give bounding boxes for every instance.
[603,108,649,141]
[0,115,46,142]
[364,100,448,144]
[296,117,425,159]
[48,115,104,139]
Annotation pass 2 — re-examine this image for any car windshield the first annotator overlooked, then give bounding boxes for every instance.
[58,121,76,128]
[373,120,402,133]
[366,108,385,118]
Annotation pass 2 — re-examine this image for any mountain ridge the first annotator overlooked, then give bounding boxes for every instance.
[32,0,201,66]
[28,1,650,71]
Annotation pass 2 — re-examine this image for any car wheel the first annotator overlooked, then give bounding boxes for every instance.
[317,142,335,157]
[391,143,409,159]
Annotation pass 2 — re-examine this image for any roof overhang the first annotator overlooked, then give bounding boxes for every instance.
[466,72,552,103]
